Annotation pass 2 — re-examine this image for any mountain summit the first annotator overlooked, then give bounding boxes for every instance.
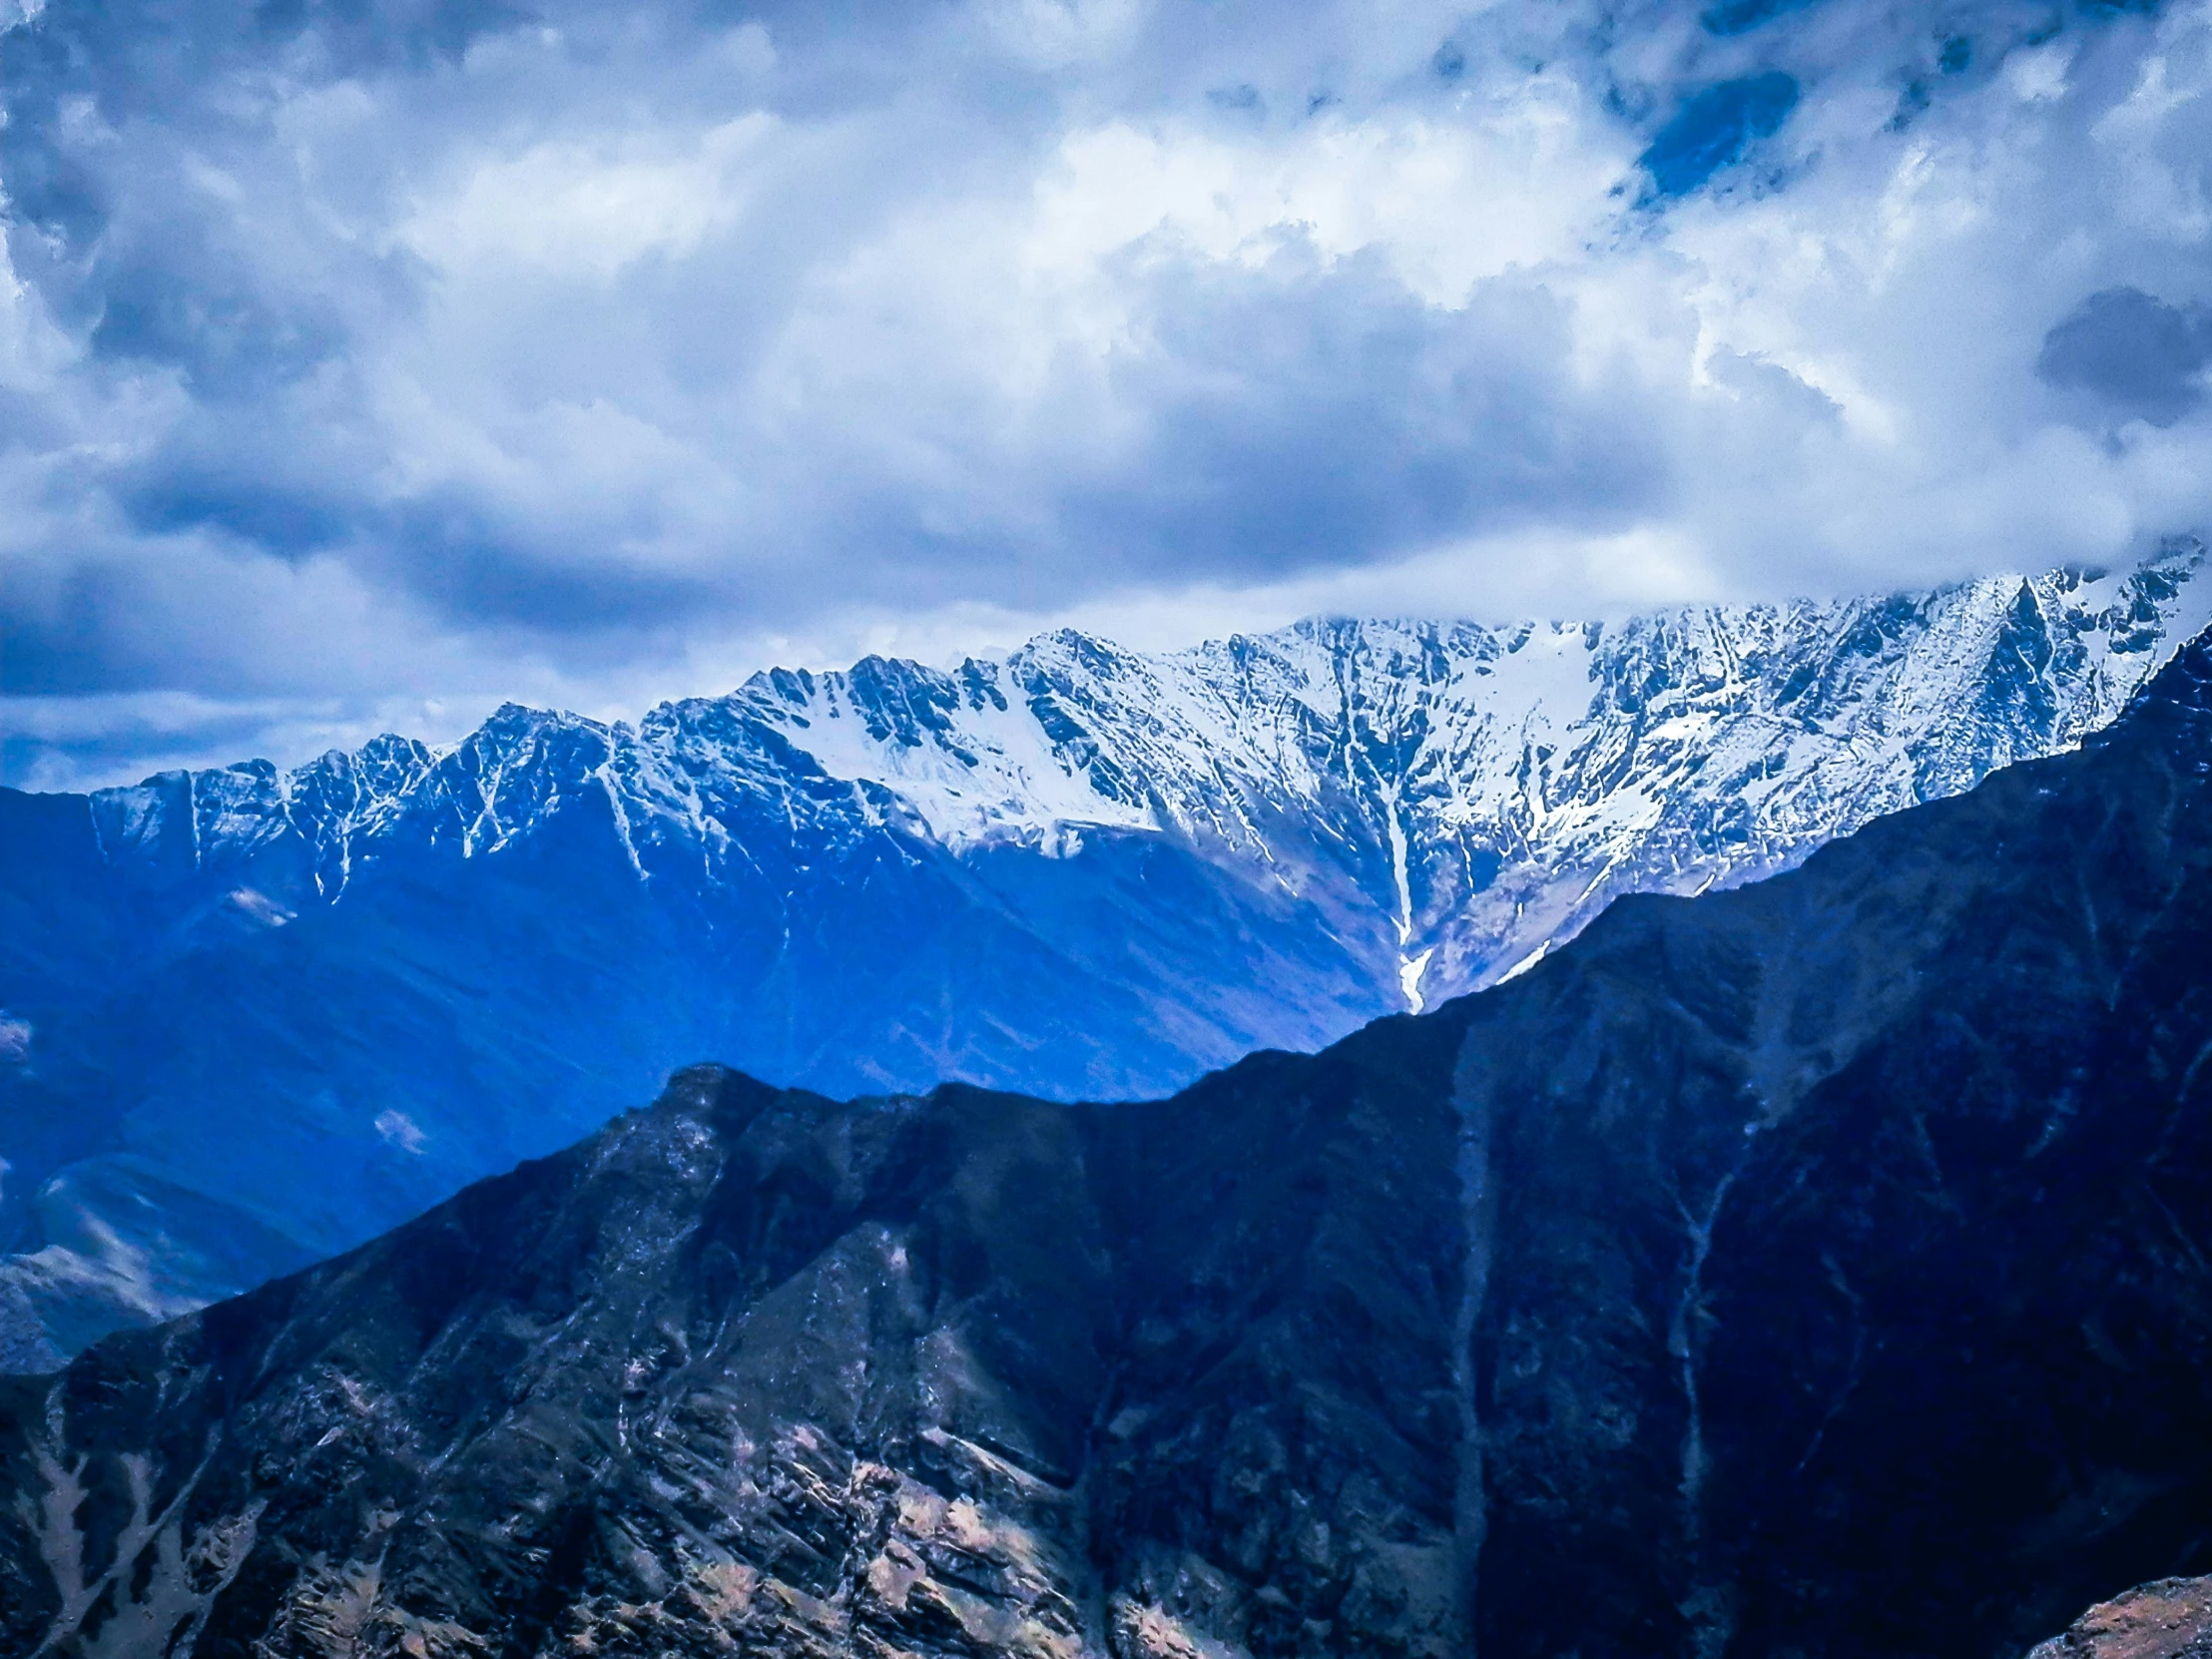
[1,550,2207,1370]
[6,611,2212,1658]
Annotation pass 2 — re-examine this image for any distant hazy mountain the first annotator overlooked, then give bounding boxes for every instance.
[1,547,2206,1369]
[8,614,2212,1659]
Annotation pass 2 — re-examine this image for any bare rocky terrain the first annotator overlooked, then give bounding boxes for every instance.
[2031,1579,2212,1659]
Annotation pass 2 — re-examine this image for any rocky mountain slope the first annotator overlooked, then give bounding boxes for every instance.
[2,549,2206,1371]
[4,617,2211,1657]
[2030,1578,2212,1659]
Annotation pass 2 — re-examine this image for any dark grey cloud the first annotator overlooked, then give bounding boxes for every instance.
[2037,286,2212,429]
[1071,255,1669,572]
[715,239,1686,613]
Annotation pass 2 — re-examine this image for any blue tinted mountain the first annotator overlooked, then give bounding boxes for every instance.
[1,551,2206,1369]
[5,615,2212,1657]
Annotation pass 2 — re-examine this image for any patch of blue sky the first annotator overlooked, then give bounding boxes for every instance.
[1637,72,1800,200]
[1699,0,1824,38]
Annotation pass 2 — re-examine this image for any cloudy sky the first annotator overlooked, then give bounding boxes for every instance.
[3,0,2210,788]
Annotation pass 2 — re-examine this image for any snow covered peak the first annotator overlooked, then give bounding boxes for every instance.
[700,548,2197,837]
[72,544,2212,1016]
[651,546,2212,1006]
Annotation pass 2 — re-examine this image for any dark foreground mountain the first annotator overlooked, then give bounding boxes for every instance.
[6,633,2212,1658]
[4,556,2206,1372]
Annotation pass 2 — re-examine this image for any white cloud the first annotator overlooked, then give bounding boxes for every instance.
[399,113,783,281]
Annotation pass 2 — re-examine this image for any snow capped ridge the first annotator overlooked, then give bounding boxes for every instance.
[678,545,2211,1004]
[74,544,2212,1016]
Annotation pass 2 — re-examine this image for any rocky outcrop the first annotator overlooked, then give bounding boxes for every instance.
[5,629,2212,1654]
[2030,1579,2212,1659]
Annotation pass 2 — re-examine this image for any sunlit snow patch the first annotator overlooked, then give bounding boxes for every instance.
[374,1111,428,1154]
[1497,940,1551,983]
[227,887,294,927]
[1398,948,1435,1013]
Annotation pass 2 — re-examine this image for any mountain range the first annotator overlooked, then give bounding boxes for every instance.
[3,547,2208,1370]
[6,590,2212,1658]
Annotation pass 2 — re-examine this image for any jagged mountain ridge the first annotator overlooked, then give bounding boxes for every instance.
[0,550,2204,1373]
[7,618,2212,1659]
[709,553,2207,1001]
[67,547,2211,1008]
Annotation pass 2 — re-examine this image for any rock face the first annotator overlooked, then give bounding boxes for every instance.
[2,550,2207,1370]
[4,627,2212,1657]
[2030,1579,2212,1659]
